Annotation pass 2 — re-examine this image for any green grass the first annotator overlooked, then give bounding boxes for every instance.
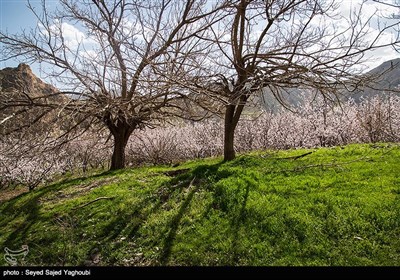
[0,143,399,266]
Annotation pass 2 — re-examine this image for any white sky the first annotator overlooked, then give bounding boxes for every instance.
[339,0,400,69]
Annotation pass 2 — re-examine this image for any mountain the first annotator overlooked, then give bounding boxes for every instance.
[259,57,400,111]
[349,58,400,102]
[0,63,58,96]
[366,58,400,89]
[0,63,62,135]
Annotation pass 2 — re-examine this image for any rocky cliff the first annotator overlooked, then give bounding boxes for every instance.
[0,63,58,96]
[0,64,64,135]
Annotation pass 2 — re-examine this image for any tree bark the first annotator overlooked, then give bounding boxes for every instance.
[223,97,247,161]
[224,105,236,161]
[110,124,134,170]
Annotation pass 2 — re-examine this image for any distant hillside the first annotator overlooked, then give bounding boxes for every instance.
[366,58,400,89]
[0,64,63,135]
[259,58,400,111]
[349,58,400,102]
[258,87,304,112]
[0,63,59,96]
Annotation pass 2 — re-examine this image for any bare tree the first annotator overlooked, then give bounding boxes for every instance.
[0,0,226,170]
[174,0,400,161]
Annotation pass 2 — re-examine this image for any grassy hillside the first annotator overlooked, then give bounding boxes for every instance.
[0,143,399,266]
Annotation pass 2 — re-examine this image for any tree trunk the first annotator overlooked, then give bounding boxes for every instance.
[110,125,133,170]
[224,105,236,161]
[223,98,247,162]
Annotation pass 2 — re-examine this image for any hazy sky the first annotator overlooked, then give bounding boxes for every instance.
[1,0,400,83]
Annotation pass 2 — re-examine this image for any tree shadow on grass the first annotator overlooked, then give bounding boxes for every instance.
[0,170,125,265]
[157,161,257,265]
[0,162,251,265]
[200,163,263,262]
[159,177,199,265]
[79,163,223,265]
[141,162,260,266]
[1,182,69,245]
[230,182,250,264]
[158,162,226,265]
